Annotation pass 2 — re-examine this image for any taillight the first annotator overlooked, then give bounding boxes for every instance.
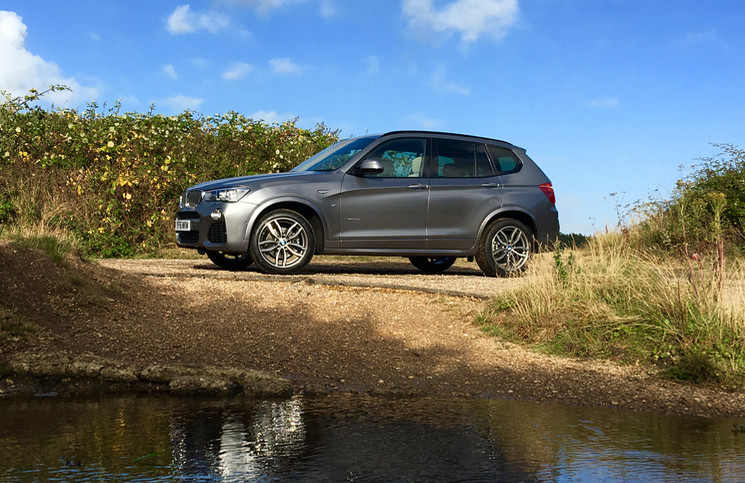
[539,183,555,204]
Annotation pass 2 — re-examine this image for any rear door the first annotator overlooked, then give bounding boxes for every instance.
[425,139,503,250]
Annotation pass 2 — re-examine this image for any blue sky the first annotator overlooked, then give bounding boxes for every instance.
[1,0,744,235]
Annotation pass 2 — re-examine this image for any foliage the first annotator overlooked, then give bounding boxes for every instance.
[557,232,590,248]
[0,86,340,257]
[553,245,580,287]
[633,144,745,254]
[478,232,745,386]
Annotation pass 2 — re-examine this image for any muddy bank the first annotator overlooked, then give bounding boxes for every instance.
[1,353,291,398]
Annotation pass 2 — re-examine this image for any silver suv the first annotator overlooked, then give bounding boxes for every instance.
[175,131,559,276]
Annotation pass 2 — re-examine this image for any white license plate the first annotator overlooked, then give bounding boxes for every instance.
[175,219,192,231]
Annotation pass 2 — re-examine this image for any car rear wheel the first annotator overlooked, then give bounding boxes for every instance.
[250,209,315,275]
[476,219,533,277]
[408,256,457,273]
[206,250,253,270]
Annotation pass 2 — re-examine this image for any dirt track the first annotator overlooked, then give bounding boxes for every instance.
[2,246,745,418]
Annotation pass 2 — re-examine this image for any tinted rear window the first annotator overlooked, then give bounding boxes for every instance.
[486,145,521,174]
[436,139,495,178]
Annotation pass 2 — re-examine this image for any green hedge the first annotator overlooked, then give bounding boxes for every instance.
[0,86,339,256]
[633,144,745,255]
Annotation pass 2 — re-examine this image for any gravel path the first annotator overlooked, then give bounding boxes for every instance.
[90,256,745,419]
[100,257,513,299]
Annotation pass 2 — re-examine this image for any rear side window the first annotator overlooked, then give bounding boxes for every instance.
[486,145,521,174]
[436,139,495,178]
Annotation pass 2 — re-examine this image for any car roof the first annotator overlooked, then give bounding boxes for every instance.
[378,130,519,149]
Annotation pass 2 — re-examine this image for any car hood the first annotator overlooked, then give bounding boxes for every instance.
[190,170,322,191]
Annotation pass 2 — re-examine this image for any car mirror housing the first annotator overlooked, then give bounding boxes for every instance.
[357,159,384,175]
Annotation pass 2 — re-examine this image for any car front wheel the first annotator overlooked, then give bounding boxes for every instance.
[206,250,253,270]
[476,219,533,277]
[250,209,315,275]
[408,256,457,273]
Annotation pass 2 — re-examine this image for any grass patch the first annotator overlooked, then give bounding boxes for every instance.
[8,233,74,263]
[0,312,36,343]
[477,232,745,386]
[130,247,204,260]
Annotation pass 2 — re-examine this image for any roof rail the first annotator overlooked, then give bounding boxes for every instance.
[380,130,515,146]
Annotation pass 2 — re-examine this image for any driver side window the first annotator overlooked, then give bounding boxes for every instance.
[363,139,426,178]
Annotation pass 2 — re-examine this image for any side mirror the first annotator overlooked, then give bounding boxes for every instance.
[357,159,384,175]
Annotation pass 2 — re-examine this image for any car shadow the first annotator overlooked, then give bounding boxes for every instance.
[192,258,485,277]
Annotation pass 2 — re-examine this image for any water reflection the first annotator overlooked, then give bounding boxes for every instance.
[0,394,743,482]
[169,398,307,480]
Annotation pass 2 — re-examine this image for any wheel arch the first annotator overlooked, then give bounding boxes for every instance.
[480,209,538,244]
[246,199,327,253]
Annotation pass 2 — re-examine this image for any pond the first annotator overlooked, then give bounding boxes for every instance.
[1,394,743,482]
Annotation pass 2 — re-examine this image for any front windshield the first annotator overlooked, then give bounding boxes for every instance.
[292,136,379,172]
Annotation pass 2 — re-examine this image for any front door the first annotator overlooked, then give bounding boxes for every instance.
[340,138,429,250]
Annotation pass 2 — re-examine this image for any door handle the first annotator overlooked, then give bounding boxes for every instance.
[481,182,500,188]
[408,183,429,190]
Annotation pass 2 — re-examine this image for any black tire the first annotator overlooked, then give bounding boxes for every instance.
[206,250,253,270]
[476,219,533,277]
[250,209,315,275]
[408,256,457,273]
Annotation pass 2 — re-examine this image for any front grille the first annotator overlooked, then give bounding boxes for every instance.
[186,190,203,208]
[177,231,200,245]
[177,211,200,220]
[207,222,227,243]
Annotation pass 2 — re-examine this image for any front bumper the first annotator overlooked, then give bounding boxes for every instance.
[175,199,255,254]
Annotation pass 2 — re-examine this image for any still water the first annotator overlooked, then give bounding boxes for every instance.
[0,394,743,482]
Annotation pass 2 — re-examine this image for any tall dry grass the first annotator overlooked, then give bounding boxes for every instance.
[478,232,745,385]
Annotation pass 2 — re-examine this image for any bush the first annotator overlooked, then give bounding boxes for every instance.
[557,232,590,248]
[0,86,340,256]
[634,144,745,255]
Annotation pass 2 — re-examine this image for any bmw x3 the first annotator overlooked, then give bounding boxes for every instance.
[175,131,559,276]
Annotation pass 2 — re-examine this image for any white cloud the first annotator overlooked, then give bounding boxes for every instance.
[270,57,302,75]
[88,32,100,41]
[223,62,253,80]
[218,0,308,13]
[217,0,339,17]
[671,30,728,50]
[587,98,620,109]
[249,109,295,125]
[365,56,380,75]
[684,31,719,44]
[407,113,442,129]
[428,67,469,95]
[319,0,337,17]
[402,0,519,44]
[119,95,140,107]
[161,94,204,112]
[0,10,97,105]
[166,5,230,34]
[163,64,177,79]
[191,57,209,68]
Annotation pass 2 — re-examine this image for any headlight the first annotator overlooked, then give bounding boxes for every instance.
[205,188,250,202]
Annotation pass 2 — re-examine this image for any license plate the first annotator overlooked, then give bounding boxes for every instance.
[175,219,191,231]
